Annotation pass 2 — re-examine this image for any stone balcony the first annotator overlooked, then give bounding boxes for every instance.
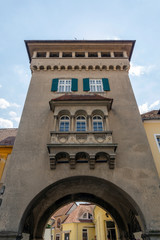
[47,131,118,170]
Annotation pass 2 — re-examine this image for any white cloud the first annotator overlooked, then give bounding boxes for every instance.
[129,63,155,76]
[0,118,13,128]
[9,111,21,123]
[139,100,160,114]
[0,98,20,109]
[0,84,2,88]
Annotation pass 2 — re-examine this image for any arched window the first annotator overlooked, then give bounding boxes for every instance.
[93,116,103,131]
[76,116,86,132]
[57,218,61,228]
[59,116,70,132]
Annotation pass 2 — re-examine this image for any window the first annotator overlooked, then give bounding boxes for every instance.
[154,134,160,152]
[59,116,70,132]
[88,52,98,57]
[64,233,70,240]
[58,79,71,92]
[93,116,103,131]
[114,52,123,57]
[75,52,85,57]
[76,116,86,132]
[56,234,60,240]
[101,52,111,57]
[63,52,72,57]
[106,221,116,240]
[82,229,88,240]
[90,79,103,92]
[57,218,61,228]
[82,212,93,219]
[50,52,59,58]
[37,52,46,57]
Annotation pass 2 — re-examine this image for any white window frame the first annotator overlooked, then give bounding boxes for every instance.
[59,115,70,132]
[76,115,87,132]
[89,79,103,92]
[154,134,160,152]
[82,229,88,240]
[92,115,103,132]
[56,234,60,240]
[58,79,71,92]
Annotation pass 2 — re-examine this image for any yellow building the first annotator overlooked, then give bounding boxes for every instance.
[141,110,160,176]
[0,128,17,181]
[94,206,118,240]
[62,204,95,240]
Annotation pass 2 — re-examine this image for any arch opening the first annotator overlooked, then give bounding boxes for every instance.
[18,176,145,240]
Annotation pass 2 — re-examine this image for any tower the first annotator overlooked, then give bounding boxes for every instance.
[0,40,160,240]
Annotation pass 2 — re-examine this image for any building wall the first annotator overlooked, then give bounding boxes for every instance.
[62,222,95,240]
[143,120,160,176]
[94,206,118,240]
[0,147,13,181]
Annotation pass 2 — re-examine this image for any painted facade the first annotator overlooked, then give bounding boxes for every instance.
[0,129,17,181]
[141,110,160,177]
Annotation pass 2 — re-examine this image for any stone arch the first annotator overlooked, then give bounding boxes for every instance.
[39,65,44,70]
[46,65,51,70]
[74,65,79,70]
[81,65,86,70]
[55,152,70,163]
[75,152,90,162]
[53,65,58,70]
[123,65,128,71]
[95,65,100,70]
[116,65,121,70]
[88,65,93,70]
[95,152,110,162]
[91,109,105,118]
[18,176,145,240]
[102,65,107,70]
[109,65,114,70]
[67,65,72,70]
[75,109,87,118]
[60,65,65,70]
[58,110,71,118]
[33,65,37,70]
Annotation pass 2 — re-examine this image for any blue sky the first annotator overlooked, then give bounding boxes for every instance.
[0,0,160,128]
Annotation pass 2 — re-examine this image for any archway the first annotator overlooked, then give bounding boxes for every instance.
[18,176,145,240]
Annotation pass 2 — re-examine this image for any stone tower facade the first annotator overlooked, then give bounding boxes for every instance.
[0,41,160,240]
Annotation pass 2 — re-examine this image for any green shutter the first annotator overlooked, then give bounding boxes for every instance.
[51,79,58,91]
[102,78,110,91]
[83,78,90,91]
[71,78,78,91]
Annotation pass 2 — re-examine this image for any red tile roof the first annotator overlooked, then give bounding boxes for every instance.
[0,128,17,146]
[52,203,76,218]
[63,204,95,224]
[141,110,160,120]
[51,94,113,102]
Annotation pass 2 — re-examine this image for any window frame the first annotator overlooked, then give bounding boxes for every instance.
[59,115,70,132]
[154,134,160,152]
[82,229,88,240]
[89,79,104,92]
[92,115,103,132]
[58,79,71,92]
[56,234,60,240]
[76,115,87,132]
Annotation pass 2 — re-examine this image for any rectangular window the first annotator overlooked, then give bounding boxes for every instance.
[90,79,103,92]
[101,52,111,57]
[63,52,72,57]
[75,52,85,57]
[37,52,46,57]
[114,52,123,57]
[64,233,70,240]
[50,52,59,58]
[58,79,71,92]
[82,229,88,240]
[154,134,160,152]
[56,234,60,240]
[88,52,98,57]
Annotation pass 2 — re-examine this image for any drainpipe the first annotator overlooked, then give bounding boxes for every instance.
[77,223,78,240]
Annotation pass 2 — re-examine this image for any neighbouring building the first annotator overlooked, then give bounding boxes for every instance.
[0,128,17,181]
[141,110,160,177]
[0,40,160,240]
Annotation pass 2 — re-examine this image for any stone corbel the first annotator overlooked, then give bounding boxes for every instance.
[69,154,76,169]
[89,154,95,169]
[49,154,56,169]
[109,154,116,169]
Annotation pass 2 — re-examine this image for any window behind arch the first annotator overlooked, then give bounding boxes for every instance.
[93,116,103,131]
[76,116,86,132]
[59,116,70,132]
[57,218,61,228]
